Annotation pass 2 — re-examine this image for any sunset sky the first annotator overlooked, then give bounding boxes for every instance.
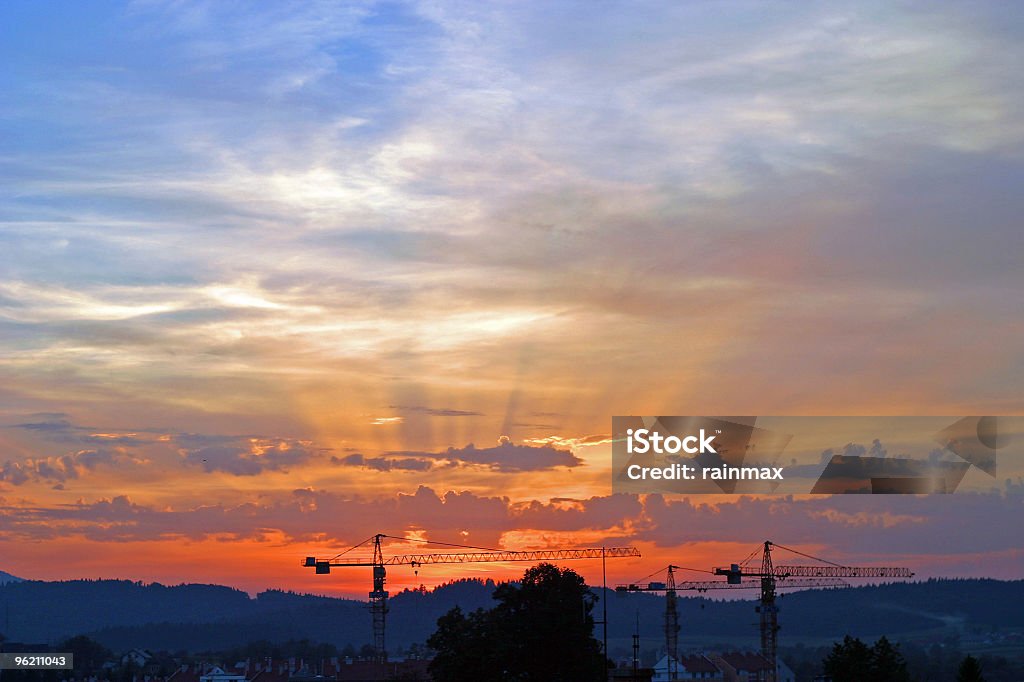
[1,1,1023,598]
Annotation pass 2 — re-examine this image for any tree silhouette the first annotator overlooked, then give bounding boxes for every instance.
[870,636,910,681]
[59,635,112,676]
[427,563,604,681]
[822,635,909,682]
[823,635,873,681]
[957,654,986,682]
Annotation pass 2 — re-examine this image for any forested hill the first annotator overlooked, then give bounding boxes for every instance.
[0,577,1020,653]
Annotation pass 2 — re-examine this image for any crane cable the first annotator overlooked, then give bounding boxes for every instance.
[380,534,502,553]
[326,533,513,563]
[738,544,762,568]
[628,564,714,585]
[326,535,376,562]
[771,542,847,568]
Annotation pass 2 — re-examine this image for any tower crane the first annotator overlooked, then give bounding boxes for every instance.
[714,541,914,682]
[616,564,683,680]
[304,533,642,664]
[617,565,847,681]
[617,543,912,682]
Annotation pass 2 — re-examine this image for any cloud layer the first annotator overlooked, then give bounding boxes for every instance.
[1,1,1021,426]
[1,485,1021,570]
[1,1,1022,589]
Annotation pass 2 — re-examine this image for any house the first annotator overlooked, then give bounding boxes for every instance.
[653,654,724,681]
[712,652,769,682]
[334,659,431,681]
[247,660,293,682]
[200,666,247,682]
[121,649,155,668]
[248,657,431,682]
[708,652,797,682]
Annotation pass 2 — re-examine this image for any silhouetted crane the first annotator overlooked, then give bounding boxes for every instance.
[618,542,912,681]
[618,564,846,680]
[714,541,914,682]
[304,533,641,664]
[617,564,683,679]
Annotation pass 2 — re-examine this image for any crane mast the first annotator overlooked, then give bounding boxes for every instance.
[759,540,779,682]
[665,565,679,680]
[370,535,387,664]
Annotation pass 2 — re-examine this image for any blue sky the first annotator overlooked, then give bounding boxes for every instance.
[1,1,1023,591]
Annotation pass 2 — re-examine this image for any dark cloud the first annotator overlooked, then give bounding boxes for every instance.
[10,417,78,434]
[9,414,329,478]
[8,414,153,447]
[818,440,901,466]
[0,448,134,486]
[0,486,638,546]
[5,414,332,479]
[513,494,643,532]
[179,436,320,476]
[820,442,868,464]
[639,491,1024,558]
[331,453,435,472]
[0,486,519,545]
[1,487,1022,570]
[388,438,582,472]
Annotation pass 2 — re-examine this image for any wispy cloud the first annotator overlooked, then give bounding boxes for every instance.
[2,3,1021,415]
[0,1,1023,585]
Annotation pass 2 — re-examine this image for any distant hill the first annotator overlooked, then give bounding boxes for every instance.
[0,570,23,585]
[0,577,1021,653]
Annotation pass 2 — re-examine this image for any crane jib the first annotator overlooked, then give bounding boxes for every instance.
[304,546,642,570]
[713,564,914,580]
[312,546,642,567]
